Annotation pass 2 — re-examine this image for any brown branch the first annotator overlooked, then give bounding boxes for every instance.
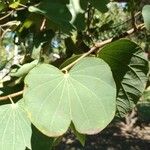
[40,18,46,31]
[0,23,145,101]
[61,23,145,71]
[0,91,23,101]
[0,10,13,21]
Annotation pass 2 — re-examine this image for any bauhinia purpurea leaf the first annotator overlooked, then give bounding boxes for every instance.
[23,57,116,137]
[0,99,32,150]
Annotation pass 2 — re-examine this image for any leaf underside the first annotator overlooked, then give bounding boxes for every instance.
[24,57,116,137]
[0,100,32,150]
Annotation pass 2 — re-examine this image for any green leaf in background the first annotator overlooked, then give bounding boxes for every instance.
[0,99,32,150]
[29,0,73,33]
[0,45,7,71]
[142,5,150,31]
[0,2,6,12]
[24,57,116,137]
[28,6,46,15]
[31,125,55,150]
[99,39,149,117]
[10,60,38,77]
[67,0,85,30]
[70,123,86,146]
[9,0,28,9]
[90,0,109,12]
[80,0,109,12]
[137,102,150,122]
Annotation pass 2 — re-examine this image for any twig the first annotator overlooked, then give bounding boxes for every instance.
[40,18,46,31]
[0,23,145,101]
[0,91,23,101]
[0,10,13,21]
[61,23,144,71]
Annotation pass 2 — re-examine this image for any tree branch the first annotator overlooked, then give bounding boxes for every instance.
[61,23,145,71]
[0,91,23,101]
[0,10,13,21]
[0,23,145,101]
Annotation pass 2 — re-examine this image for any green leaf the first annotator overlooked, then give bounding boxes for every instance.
[99,39,149,117]
[28,6,46,14]
[0,3,6,12]
[0,99,32,150]
[90,0,109,12]
[70,123,86,146]
[9,0,28,9]
[137,102,150,122]
[29,0,74,33]
[0,90,3,95]
[0,46,7,71]
[142,5,150,31]
[67,0,86,30]
[10,60,38,77]
[24,57,116,137]
[31,125,55,150]
[80,0,109,12]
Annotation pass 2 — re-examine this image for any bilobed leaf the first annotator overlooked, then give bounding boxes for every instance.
[24,57,116,137]
[99,39,149,117]
[0,99,32,150]
[142,5,150,31]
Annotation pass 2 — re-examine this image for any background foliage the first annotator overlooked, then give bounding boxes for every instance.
[0,0,150,149]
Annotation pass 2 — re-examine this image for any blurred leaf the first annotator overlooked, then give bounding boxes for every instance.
[29,1,74,33]
[90,0,109,12]
[28,6,46,14]
[0,46,7,71]
[137,102,150,122]
[10,60,38,77]
[80,0,109,12]
[31,125,55,150]
[68,0,85,30]
[0,90,3,95]
[0,3,6,11]
[70,123,86,146]
[142,5,150,31]
[143,86,150,102]
[9,0,28,9]
[99,39,149,117]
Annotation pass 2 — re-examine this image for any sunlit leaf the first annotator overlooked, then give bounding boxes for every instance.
[24,57,116,137]
[0,99,32,150]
